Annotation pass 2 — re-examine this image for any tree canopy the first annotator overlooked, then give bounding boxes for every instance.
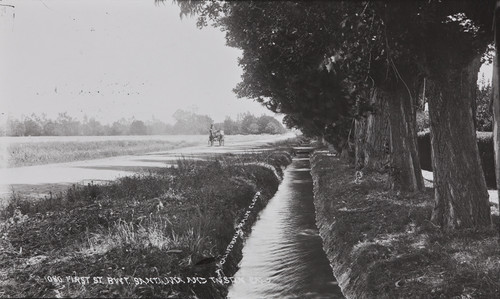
[170,0,497,229]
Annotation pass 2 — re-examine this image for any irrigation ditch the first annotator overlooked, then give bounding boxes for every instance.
[0,141,300,298]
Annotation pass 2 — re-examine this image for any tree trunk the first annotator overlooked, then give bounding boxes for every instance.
[354,117,366,170]
[354,85,422,193]
[340,146,350,161]
[384,85,424,192]
[494,0,500,210]
[427,56,491,229]
[354,88,390,172]
[364,88,391,172]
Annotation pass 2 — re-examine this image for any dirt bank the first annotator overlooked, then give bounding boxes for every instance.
[310,152,499,298]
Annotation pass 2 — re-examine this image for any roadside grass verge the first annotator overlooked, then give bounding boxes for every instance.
[0,149,294,298]
[311,153,500,299]
[6,139,200,168]
[262,136,305,148]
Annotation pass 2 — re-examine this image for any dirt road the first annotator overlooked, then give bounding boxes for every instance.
[0,133,296,204]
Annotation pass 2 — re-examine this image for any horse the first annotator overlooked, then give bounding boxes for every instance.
[209,130,224,146]
[216,130,224,146]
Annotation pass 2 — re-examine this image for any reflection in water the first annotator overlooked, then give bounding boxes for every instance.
[228,155,344,299]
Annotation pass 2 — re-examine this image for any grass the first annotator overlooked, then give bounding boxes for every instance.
[3,134,297,168]
[5,139,200,168]
[310,153,500,298]
[0,148,294,298]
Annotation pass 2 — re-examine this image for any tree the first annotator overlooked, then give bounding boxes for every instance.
[331,1,493,227]
[220,114,285,134]
[129,120,148,135]
[170,0,494,228]
[343,2,427,192]
[42,120,57,136]
[416,2,493,228]
[240,113,258,134]
[354,89,391,172]
[0,123,5,136]
[493,0,500,211]
[221,3,351,129]
[257,115,286,134]
[169,1,420,188]
[247,123,259,134]
[338,1,493,227]
[82,117,106,136]
[264,122,282,134]
[7,118,25,136]
[228,1,422,191]
[256,115,274,133]
[146,118,173,135]
[23,114,43,136]
[223,116,239,134]
[55,112,81,136]
[110,120,128,135]
[172,109,213,134]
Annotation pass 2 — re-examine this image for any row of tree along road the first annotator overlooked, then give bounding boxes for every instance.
[171,1,500,230]
[1,110,286,136]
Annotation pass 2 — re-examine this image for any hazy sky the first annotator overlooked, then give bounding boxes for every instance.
[0,1,494,125]
[0,0,279,124]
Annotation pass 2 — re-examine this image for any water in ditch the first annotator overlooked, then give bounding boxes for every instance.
[227,153,344,298]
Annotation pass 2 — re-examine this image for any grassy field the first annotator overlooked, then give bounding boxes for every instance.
[0,144,295,298]
[311,152,500,298]
[2,134,296,168]
[3,137,201,168]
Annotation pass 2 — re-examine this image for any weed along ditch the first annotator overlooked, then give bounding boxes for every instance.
[4,137,497,298]
[5,136,497,298]
[228,146,343,298]
[0,137,343,298]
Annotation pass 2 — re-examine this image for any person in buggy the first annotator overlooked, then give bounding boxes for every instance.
[208,124,224,146]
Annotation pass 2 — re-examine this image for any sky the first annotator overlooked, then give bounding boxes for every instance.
[0,1,494,126]
[0,0,280,125]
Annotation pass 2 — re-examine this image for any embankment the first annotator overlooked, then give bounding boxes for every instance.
[310,152,499,298]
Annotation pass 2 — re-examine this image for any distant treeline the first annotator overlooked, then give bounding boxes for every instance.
[1,110,287,136]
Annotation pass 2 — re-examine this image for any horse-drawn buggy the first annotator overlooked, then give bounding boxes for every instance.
[209,129,224,146]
